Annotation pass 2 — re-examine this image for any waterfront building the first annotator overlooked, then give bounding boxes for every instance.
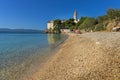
[47,21,54,30]
[47,10,79,30]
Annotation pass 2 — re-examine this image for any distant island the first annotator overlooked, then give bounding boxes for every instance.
[0,28,45,33]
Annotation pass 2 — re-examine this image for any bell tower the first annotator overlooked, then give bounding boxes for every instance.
[74,10,78,23]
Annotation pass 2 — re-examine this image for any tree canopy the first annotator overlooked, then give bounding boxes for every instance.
[51,8,120,33]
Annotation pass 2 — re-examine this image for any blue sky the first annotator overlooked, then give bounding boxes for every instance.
[0,0,120,30]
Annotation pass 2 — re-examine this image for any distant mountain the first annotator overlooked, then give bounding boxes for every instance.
[0,28,45,33]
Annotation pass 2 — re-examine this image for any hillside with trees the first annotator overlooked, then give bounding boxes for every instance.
[49,8,120,33]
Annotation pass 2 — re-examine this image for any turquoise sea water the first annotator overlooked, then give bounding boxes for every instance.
[0,33,67,80]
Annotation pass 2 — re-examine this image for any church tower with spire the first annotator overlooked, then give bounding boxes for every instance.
[74,10,78,23]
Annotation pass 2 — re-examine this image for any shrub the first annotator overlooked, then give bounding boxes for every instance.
[95,24,105,31]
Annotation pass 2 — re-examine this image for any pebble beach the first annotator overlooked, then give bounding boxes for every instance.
[26,32,120,80]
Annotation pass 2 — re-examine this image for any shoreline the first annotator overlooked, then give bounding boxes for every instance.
[22,34,69,80]
[25,32,120,80]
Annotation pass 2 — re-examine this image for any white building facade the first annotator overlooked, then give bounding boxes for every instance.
[47,21,54,30]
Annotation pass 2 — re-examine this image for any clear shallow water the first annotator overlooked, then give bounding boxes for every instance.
[0,33,67,80]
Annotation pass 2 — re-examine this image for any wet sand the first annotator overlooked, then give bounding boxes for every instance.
[26,32,120,80]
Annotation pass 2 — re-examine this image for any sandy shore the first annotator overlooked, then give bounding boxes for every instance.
[26,32,120,80]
